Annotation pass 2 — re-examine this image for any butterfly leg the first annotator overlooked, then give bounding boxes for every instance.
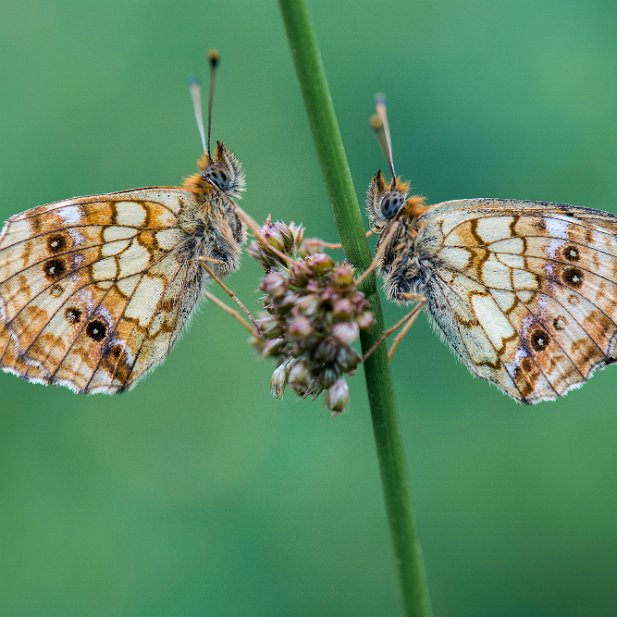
[305,230,374,251]
[388,299,426,360]
[199,258,261,333]
[355,252,382,286]
[226,201,292,265]
[355,223,401,286]
[361,297,426,362]
[399,292,425,303]
[200,256,226,266]
[203,290,254,334]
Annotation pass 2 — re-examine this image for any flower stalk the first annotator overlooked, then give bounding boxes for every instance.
[278,1,433,615]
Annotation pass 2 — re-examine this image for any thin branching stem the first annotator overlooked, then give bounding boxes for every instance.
[278,2,432,616]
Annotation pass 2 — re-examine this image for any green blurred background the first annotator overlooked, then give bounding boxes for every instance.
[1,1,616,615]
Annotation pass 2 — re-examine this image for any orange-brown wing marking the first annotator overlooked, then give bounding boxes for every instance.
[421,201,617,402]
[0,189,204,392]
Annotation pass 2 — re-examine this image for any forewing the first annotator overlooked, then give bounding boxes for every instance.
[420,199,617,403]
[0,188,203,393]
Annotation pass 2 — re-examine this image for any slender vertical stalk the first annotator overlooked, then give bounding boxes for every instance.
[277,2,432,616]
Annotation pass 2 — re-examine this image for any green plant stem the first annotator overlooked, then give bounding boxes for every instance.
[278,2,432,616]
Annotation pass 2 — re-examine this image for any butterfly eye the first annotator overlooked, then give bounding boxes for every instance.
[203,165,231,192]
[380,191,405,219]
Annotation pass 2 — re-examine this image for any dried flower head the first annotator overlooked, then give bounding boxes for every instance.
[250,219,374,414]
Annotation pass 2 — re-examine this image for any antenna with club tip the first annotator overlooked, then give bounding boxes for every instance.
[370,115,390,172]
[206,49,219,159]
[371,93,396,182]
[189,49,220,158]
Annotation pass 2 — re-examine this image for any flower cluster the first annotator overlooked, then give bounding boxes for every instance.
[249,220,374,414]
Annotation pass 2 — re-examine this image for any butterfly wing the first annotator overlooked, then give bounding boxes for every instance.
[0,188,205,393]
[415,199,617,403]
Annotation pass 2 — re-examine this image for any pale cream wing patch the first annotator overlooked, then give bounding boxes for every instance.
[83,254,203,394]
[0,188,205,393]
[420,200,617,403]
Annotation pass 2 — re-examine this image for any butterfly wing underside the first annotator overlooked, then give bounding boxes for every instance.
[419,199,617,403]
[0,188,204,393]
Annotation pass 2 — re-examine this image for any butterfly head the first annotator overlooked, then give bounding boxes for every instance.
[184,141,246,201]
[201,141,246,198]
[367,170,416,229]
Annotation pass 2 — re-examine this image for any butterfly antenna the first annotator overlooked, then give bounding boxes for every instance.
[372,93,396,184]
[206,49,220,159]
[370,114,390,170]
[189,78,207,153]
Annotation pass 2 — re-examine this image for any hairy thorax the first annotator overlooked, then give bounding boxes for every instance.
[178,191,245,279]
[378,213,442,301]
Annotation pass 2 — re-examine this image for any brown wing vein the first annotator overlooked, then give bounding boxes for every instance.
[447,236,616,262]
[445,213,617,242]
[430,274,531,400]
[436,260,617,334]
[0,225,171,254]
[437,259,613,354]
[45,284,115,380]
[84,250,188,392]
[113,255,193,391]
[432,273,559,400]
[448,269,587,381]
[12,194,181,221]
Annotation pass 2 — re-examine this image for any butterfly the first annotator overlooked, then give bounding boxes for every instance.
[0,51,247,394]
[366,96,616,403]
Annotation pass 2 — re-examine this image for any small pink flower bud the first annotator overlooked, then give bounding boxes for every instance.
[307,253,335,275]
[261,272,287,298]
[288,316,313,338]
[295,295,320,317]
[277,291,299,311]
[314,339,338,363]
[357,311,375,330]
[332,263,355,287]
[337,348,360,372]
[256,316,282,336]
[290,260,310,285]
[260,337,285,357]
[290,224,305,247]
[289,361,310,388]
[270,363,289,398]
[332,322,359,346]
[325,379,349,413]
[263,226,286,252]
[332,298,354,319]
[321,368,338,389]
